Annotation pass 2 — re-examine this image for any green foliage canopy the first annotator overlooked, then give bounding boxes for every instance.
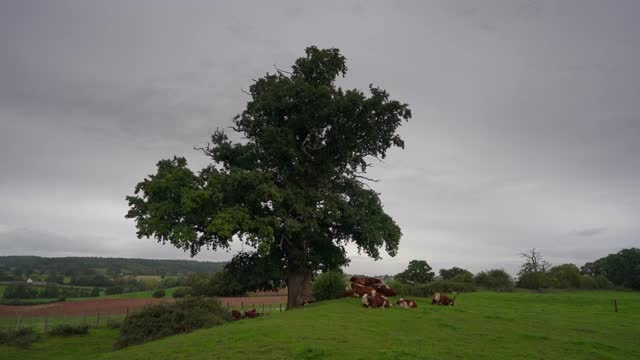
[395,260,435,284]
[125,47,411,307]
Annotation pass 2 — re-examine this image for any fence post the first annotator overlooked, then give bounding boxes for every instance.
[15,316,21,330]
[614,299,618,312]
[279,304,282,312]
[270,304,272,314]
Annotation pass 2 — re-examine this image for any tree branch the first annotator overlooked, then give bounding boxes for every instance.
[274,64,293,75]
[353,174,380,183]
[194,144,213,157]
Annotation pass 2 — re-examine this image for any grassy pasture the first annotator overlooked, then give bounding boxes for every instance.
[1,291,638,359]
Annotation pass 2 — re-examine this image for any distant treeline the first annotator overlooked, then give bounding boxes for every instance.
[0,256,225,282]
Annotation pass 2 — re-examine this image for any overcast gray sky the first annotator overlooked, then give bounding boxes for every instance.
[1,0,639,276]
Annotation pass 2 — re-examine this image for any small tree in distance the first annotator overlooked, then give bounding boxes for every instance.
[395,260,435,284]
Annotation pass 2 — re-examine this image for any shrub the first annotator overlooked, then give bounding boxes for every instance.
[48,324,89,336]
[90,287,101,297]
[2,285,38,299]
[475,269,514,290]
[548,264,581,288]
[152,289,165,298]
[0,328,40,348]
[312,271,347,301]
[105,286,123,295]
[40,286,60,298]
[207,270,246,297]
[172,287,191,298]
[388,280,475,297]
[594,275,613,289]
[451,272,474,283]
[579,275,597,289]
[517,272,551,290]
[115,297,231,348]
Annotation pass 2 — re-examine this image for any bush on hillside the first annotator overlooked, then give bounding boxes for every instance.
[152,289,165,298]
[579,275,597,289]
[0,328,40,348]
[115,297,231,348]
[172,287,191,298]
[594,275,613,289]
[517,272,551,290]
[450,272,474,283]
[312,271,347,301]
[47,324,89,336]
[548,264,581,288]
[474,269,514,290]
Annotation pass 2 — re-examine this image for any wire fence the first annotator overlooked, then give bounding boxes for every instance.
[0,301,288,332]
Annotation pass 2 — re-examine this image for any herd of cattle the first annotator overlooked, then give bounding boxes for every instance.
[345,276,457,309]
[230,276,456,319]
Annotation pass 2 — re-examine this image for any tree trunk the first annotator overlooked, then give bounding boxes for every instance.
[286,271,314,309]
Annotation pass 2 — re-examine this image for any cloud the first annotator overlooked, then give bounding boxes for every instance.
[1,1,639,275]
[572,227,608,237]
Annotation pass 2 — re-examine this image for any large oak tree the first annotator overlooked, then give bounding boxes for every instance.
[126,47,411,308]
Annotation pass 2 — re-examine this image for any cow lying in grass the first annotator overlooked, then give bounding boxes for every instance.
[396,298,418,308]
[432,292,457,306]
[231,309,264,320]
[347,276,396,298]
[361,293,392,308]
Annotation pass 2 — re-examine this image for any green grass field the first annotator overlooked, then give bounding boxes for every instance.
[2,291,639,359]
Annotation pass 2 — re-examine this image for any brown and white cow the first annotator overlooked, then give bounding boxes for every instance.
[432,292,456,306]
[244,309,263,318]
[368,293,392,308]
[231,310,243,320]
[350,283,377,298]
[396,298,418,308]
[350,276,383,287]
[372,282,397,297]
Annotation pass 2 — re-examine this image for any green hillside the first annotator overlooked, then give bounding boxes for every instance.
[0,256,225,278]
[3,291,639,359]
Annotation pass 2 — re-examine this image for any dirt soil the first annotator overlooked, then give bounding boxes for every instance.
[0,296,287,317]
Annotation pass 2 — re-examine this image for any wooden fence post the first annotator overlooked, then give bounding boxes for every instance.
[15,316,21,330]
[241,302,244,311]
[614,299,618,312]
[279,304,282,312]
[262,304,264,314]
